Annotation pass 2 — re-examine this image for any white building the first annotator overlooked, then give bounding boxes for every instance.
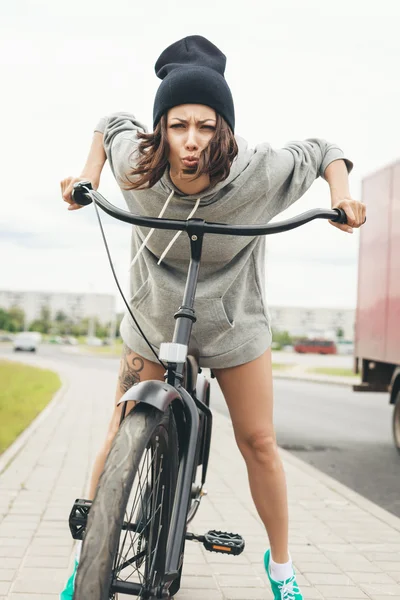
[0,290,116,327]
[269,305,355,340]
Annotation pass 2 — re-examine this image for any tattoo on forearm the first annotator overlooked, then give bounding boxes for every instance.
[119,345,144,393]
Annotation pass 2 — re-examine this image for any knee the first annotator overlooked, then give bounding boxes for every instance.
[237,431,280,469]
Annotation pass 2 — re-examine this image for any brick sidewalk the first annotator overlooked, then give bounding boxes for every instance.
[0,354,400,599]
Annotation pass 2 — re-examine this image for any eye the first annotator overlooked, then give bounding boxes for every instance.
[170,123,184,128]
[202,125,215,130]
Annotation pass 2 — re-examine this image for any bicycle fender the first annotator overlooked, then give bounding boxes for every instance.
[195,374,210,406]
[116,380,183,413]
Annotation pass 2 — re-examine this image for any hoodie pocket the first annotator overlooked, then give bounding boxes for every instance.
[191,296,235,348]
[130,278,151,310]
[129,279,234,350]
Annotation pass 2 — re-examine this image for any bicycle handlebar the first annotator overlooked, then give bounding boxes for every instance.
[72,180,348,235]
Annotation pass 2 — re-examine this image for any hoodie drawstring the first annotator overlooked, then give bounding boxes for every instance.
[128,189,175,270]
[128,191,201,270]
[157,197,201,265]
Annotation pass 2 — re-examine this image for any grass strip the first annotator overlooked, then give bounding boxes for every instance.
[0,360,61,454]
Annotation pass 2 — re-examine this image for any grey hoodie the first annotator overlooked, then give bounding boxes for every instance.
[95,113,353,368]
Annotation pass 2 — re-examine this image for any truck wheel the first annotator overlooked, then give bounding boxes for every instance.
[393,392,400,455]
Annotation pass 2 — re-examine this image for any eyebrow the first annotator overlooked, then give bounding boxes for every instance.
[169,118,216,124]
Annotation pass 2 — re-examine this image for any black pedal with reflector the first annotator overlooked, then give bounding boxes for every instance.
[68,498,92,540]
[203,530,245,555]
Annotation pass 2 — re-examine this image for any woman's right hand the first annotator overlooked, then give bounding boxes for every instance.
[61,175,99,211]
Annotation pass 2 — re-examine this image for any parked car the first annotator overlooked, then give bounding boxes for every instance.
[86,336,103,346]
[48,335,64,344]
[0,333,15,342]
[294,339,337,355]
[13,332,41,352]
[62,336,78,345]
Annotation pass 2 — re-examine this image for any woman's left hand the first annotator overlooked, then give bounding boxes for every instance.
[330,198,367,234]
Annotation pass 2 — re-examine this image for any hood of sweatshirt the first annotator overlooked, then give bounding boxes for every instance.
[129,135,254,267]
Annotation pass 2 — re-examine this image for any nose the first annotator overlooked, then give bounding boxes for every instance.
[185,127,199,151]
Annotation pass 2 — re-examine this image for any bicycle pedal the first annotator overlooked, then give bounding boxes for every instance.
[68,498,92,540]
[203,530,245,556]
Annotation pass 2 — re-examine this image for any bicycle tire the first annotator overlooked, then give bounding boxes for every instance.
[74,403,179,600]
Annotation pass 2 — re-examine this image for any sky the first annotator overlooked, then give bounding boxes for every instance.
[1,0,400,313]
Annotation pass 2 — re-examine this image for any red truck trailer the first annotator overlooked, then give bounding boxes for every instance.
[354,159,400,453]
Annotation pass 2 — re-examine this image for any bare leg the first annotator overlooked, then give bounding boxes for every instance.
[87,344,165,500]
[213,349,289,563]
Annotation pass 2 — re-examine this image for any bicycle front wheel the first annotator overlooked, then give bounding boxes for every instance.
[74,403,179,600]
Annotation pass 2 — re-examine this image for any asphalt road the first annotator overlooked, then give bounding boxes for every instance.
[2,343,399,517]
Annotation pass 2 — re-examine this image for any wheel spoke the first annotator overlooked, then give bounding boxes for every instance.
[111,430,168,592]
[117,444,154,566]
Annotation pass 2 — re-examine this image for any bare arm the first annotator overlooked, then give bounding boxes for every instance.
[80,131,107,184]
[324,159,366,233]
[61,132,107,211]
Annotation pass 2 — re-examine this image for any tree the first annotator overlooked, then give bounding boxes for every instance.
[55,310,68,323]
[7,306,25,332]
[29,305,52,334]
[271,329,293,349]
[0,308,10,331]
[336,327,345,340]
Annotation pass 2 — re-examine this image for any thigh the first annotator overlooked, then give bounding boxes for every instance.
[212,349,275,446]
[107,344,165,438]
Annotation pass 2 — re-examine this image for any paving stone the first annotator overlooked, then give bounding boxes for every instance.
[180,574,218,589]
[9,595,57,599]
[314,585,369,598]
[374,561,400,573]
[221,587,274,599]
[300,563,342,574]
[359,583,400,597]
[0,567,15,581]
[0,582,11,594]
[347,571,397,585]
[216,574,266,588]
[306,573,354,585]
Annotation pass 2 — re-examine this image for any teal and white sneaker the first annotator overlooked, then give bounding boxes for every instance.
[60,557,78,599]
[264,549,303,600]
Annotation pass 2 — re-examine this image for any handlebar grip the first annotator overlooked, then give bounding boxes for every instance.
[72,181,93,206]
[332,207,348,224]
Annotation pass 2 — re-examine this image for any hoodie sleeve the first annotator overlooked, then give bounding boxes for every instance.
[261,138,353,215]
[94,112,148,183]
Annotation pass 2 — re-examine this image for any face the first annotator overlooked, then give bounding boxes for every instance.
[166,104,217,178]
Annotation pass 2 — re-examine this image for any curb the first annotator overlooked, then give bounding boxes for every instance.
[279,444,400,533]
[272,371,359,388]
[0,365,70,475]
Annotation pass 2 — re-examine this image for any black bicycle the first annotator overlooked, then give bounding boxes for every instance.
[67,181,348,600]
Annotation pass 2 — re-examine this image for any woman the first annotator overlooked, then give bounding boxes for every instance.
[60,35,365,600]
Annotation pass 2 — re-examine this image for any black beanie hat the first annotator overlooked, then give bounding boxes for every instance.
[153,35,235,132]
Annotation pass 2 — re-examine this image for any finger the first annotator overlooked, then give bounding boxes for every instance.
[329,220,353,234]
[63,182,75,204]
[354,202,366,227]
[355,203,364,226]
[61,178,70,200]
[342,202,356,226]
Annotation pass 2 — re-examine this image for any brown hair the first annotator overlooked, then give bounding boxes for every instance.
[122,113,239,191]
